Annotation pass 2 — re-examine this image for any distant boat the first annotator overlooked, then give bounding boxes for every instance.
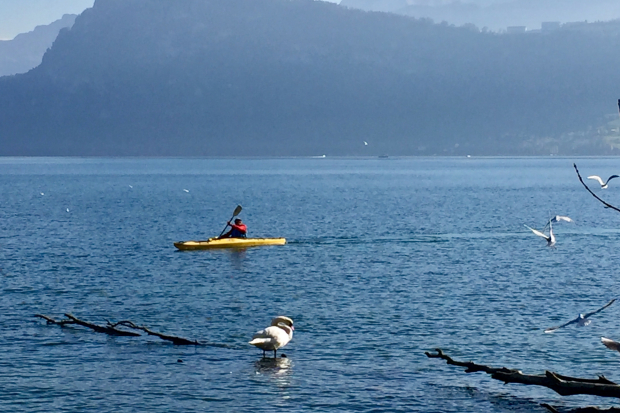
[311,155,326,158]
[378,155,389,159]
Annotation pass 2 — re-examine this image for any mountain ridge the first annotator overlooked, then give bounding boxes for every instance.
[0,14,76,77]
[1,0,619,156]
[340,0,620,31]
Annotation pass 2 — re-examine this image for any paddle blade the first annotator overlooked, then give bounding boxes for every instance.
[233,205,243,217]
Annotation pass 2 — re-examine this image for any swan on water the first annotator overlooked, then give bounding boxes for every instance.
[587,175,619,189]
[249,316,294,358]
[544,299,616,333]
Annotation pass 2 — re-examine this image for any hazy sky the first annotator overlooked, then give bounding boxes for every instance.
[0,0,94,39]
[0,0,346,40]
[0,0,519,41]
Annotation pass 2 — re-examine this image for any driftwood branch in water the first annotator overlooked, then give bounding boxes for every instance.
[573,163,620,213]
[111,320,200,345]
[36,313,141,336]
[63,313,141,336]
[425,349,620,398]
[542,405,620,413]
[35,314,76,326]
[35,314,199,344]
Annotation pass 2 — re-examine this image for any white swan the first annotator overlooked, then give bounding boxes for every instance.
[249,316,294,358]
[588,175,619,189]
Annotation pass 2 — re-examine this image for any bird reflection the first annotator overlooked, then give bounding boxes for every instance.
[253,356,293,404]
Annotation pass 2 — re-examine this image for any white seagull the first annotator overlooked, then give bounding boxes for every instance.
[601,337,620,352]
[364,141,368,146]
[550,215,573,224]
[183,189,190,193]
[588,175,619,189]
[249,316,294,358]
[545,299,616,333]
[524,223,556,247]
[542,215,573,231]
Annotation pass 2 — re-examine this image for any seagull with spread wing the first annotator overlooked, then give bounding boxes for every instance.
[542,215,573,232]
[544,299,616,333]
[588,175,619,189]
[601,337,620,352]
[550,215,573,224]
[524,222,555,247]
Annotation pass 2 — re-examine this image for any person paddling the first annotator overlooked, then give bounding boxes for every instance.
[220,218,247,238]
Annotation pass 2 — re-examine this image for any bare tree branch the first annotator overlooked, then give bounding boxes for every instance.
[36,314,243,348]
[543,407,620,413]
[573,163,620,213]
[63,314,141,336]
[113,320,200,345]
[35,314,76,326]
[426,349,620,398]
[36,314,141,336]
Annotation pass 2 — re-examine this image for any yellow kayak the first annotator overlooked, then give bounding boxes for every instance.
[174,237,286,250]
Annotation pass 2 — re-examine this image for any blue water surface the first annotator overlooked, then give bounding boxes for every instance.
[2,157,620,412]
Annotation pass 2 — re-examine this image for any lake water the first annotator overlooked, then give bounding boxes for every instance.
[2,157,620,412]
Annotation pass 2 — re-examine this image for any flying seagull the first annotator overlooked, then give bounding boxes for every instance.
[602,337,620,352]
[364,141,368,146]
[587,175,619,189]
[544,298,616,333]
[524,223,556,247]
[550,215,572,223]
[183,189,190,193]
[542,215,573,231]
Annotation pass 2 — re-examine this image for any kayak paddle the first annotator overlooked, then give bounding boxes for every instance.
[218,205,243,237]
